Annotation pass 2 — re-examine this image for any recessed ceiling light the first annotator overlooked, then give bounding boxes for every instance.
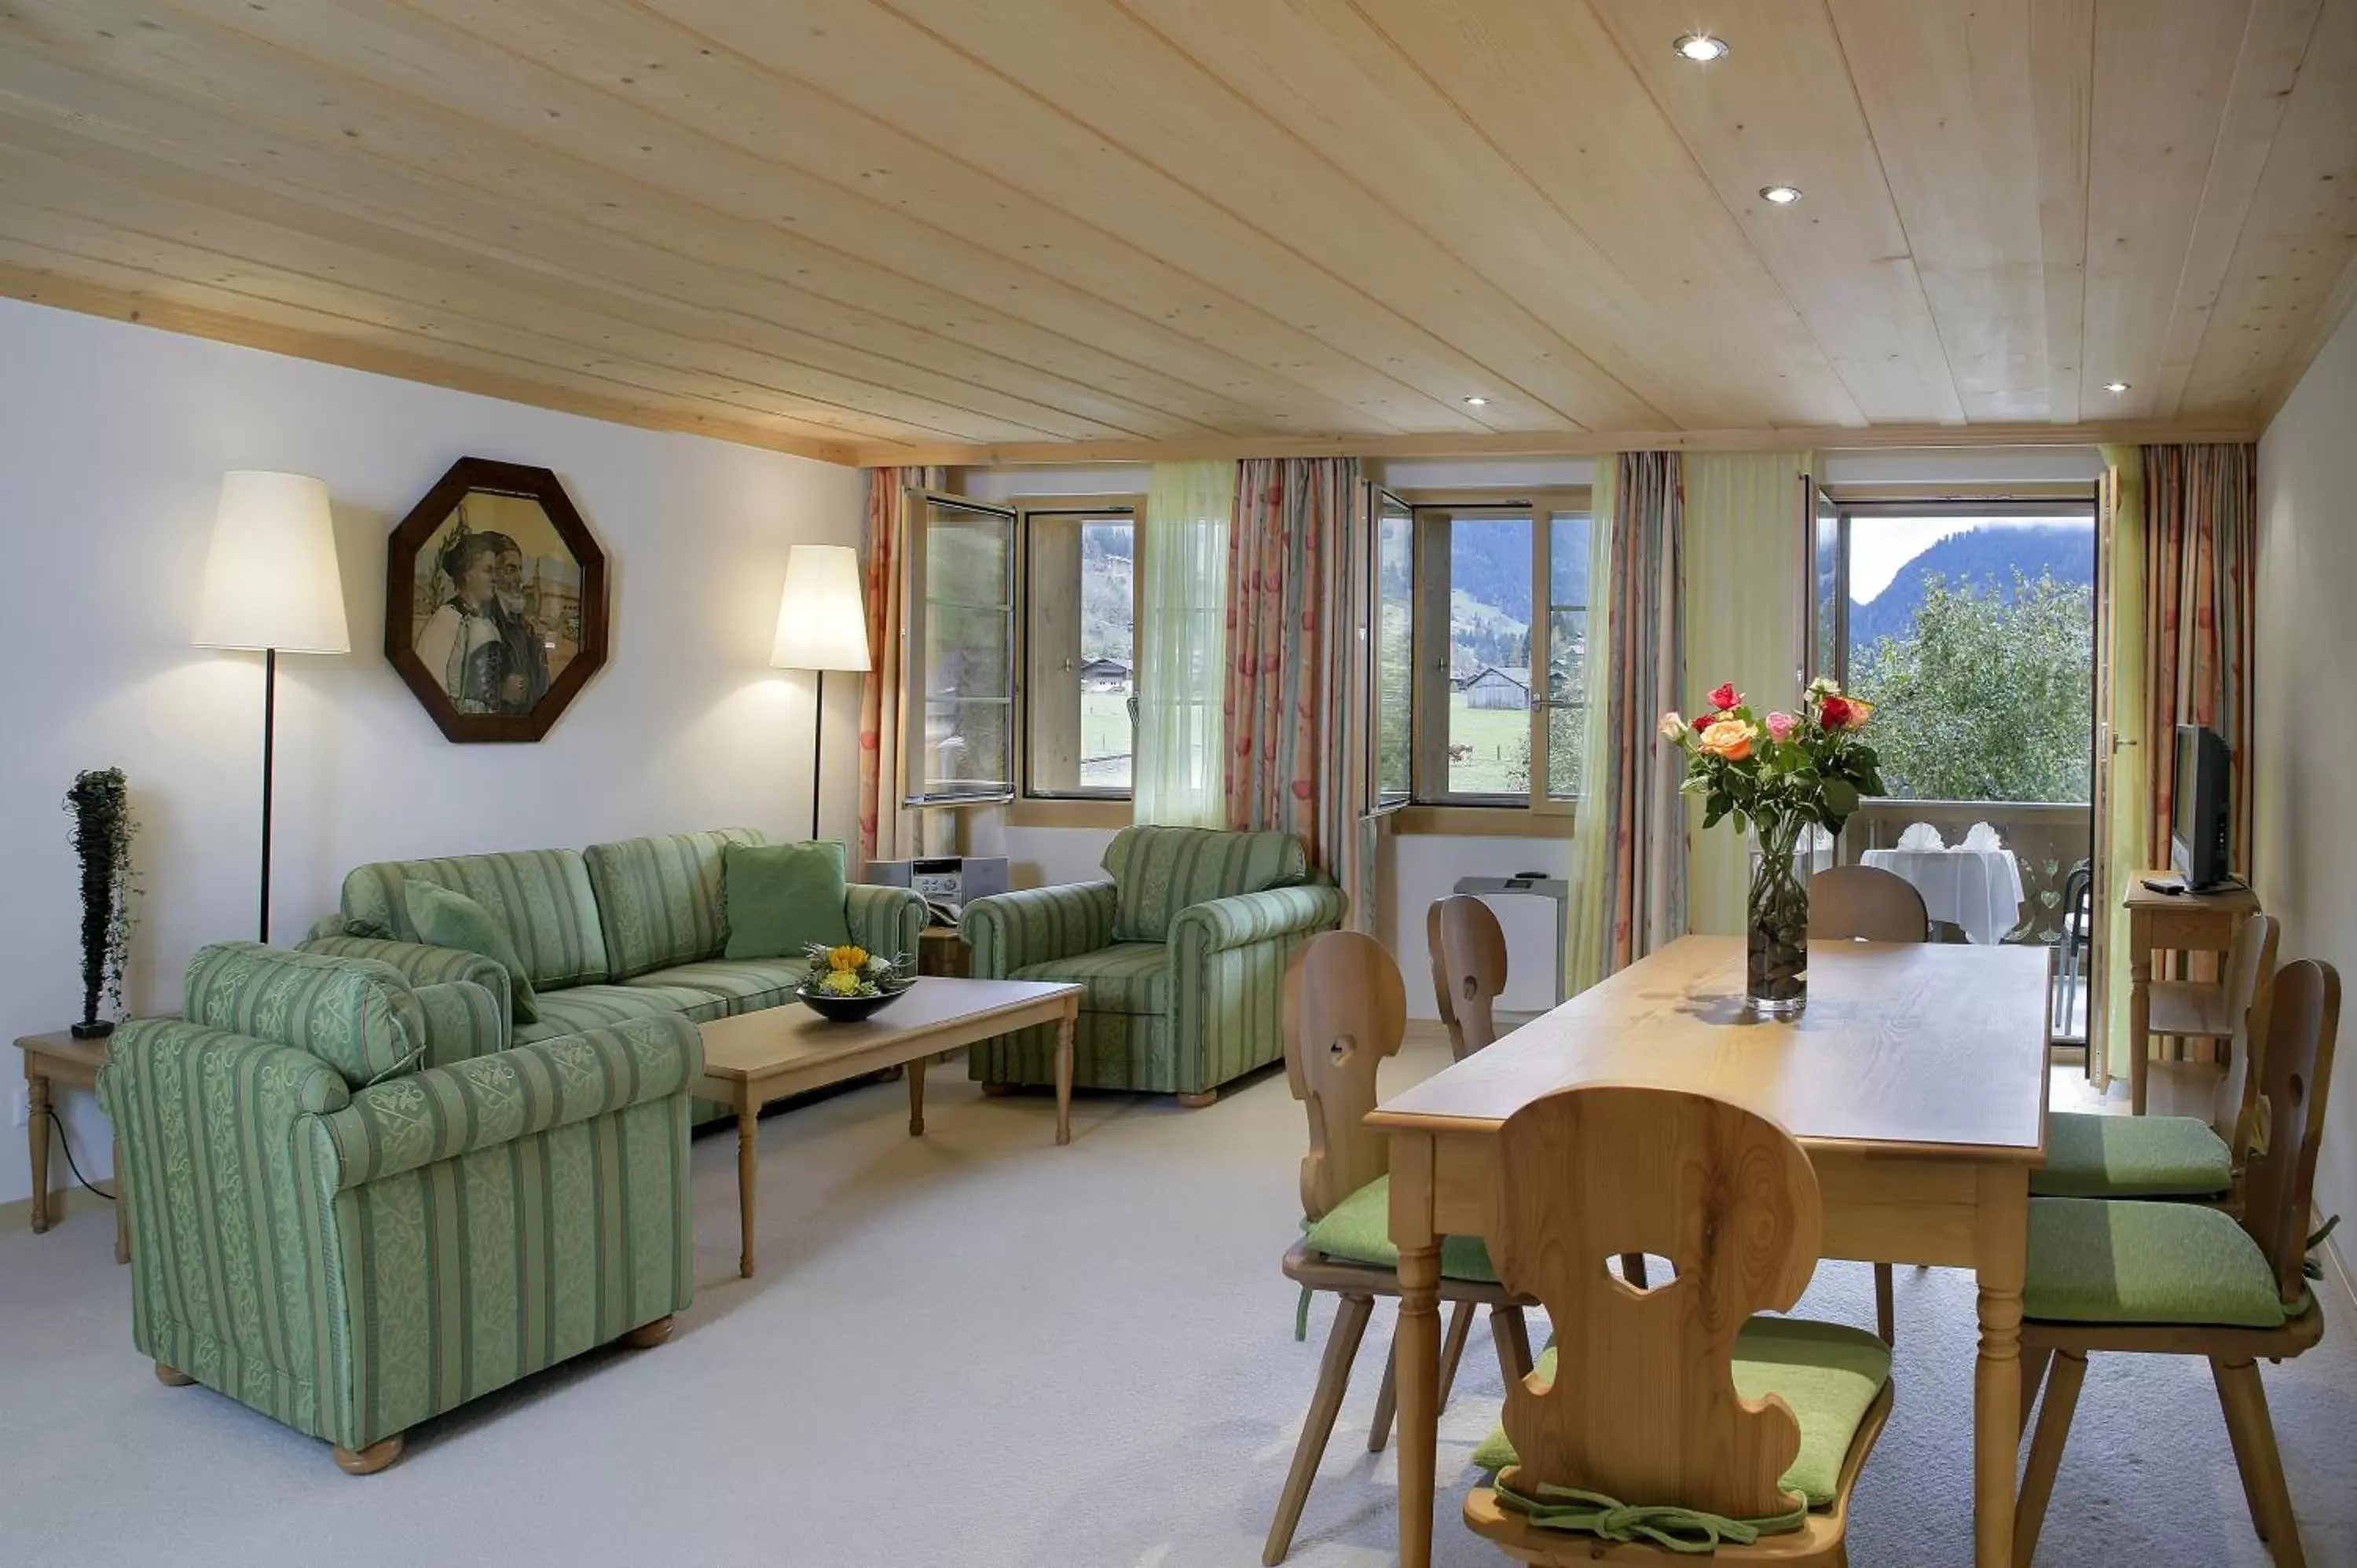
[1463,395,1489,407]
[2103,380,2131,394]
[1760,185,1803,205]
[1673,32,1729,62]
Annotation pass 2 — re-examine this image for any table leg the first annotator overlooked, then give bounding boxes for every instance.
[1391,1132,1439,1568]
[112,1137,129,1266]
[1054,1001,1076,1146]
[907,1053,927,1138]
[1973,1166,2029,1568]
[2128,937,2152,1115]
[735,1104,758,1280]
[27,1070,49,1235]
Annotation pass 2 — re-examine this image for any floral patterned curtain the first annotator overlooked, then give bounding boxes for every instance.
[1566,452,1688,995]
[2142,444,2258,872]
[1221,456,1373,929]
[856,465,941,869]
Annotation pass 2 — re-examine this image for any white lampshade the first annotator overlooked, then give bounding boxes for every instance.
[192,471,351,654]
[769,544,871,672]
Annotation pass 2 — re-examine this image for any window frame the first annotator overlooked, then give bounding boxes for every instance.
[1395,486,1590,817]
[900,488,1020,808]
[1014,494,1146,808]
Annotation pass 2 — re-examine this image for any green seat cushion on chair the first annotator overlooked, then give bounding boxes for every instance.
[1010,943,1172,1015]
[2029,1111,2231,1199]
[1471,1317,1893,1509]
[721,841,852,960]
[403,879,540,1026]
[2025,1197,2286,1327]
[1303,1175,1497,1283]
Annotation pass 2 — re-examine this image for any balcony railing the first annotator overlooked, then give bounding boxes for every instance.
[1847,798,2092,947]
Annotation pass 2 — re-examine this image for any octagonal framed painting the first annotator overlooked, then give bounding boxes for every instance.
[384,457,609,742]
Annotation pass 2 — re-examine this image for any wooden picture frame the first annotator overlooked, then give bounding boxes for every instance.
[384,456,608,743]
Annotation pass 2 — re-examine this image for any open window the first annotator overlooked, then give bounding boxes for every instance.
[1021,498,1141,800]
[902,490,1017,805]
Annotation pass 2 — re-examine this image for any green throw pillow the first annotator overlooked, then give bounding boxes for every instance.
[724,841,852,959]
[403,879,539,1026]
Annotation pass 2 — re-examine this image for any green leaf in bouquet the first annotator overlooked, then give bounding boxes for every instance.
[1821,778,1860,816]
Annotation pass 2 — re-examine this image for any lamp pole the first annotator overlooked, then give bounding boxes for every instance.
[259,646,277,943]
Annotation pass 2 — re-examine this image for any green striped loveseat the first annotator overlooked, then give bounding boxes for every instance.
[961,826,1346,1102]
[100,941,699,1472]
[298,829,926,1071]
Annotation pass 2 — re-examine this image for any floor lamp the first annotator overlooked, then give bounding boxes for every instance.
[192,471,350,944]
[771,544,872,842]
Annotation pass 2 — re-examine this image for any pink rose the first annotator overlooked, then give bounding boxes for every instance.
[1765,710,1796,742]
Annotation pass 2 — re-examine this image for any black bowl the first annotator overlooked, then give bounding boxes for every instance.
[795,982,910,1023]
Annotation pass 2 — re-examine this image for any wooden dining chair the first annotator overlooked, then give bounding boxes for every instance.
[1268,930,1536,1566]
[1429,894,1511,1060]
[1807,863,1929,1346]
[1809,864,1930,944]
[2015,959,2340,1568]
[1464,1084,1894,1564]
[2033,914,2278,1204]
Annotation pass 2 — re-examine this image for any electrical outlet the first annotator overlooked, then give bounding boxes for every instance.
[9,1086,27,1129]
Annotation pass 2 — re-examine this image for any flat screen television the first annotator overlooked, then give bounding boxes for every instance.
[2171,724,2232,890]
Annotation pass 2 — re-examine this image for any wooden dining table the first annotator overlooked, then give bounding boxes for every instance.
[1371,935,2051,1568]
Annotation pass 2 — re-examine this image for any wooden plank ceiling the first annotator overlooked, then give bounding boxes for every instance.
[0,0,2348,466]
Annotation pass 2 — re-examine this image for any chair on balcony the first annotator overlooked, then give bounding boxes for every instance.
[2057,859,2093,1042]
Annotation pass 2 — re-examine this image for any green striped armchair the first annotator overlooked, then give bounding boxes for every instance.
[962,826,1347,1102]
[100,942,698,1473]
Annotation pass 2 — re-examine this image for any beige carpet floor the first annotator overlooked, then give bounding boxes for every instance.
[4,1043,2353,1567]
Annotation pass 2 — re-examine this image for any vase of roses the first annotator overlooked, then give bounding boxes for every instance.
[1662,677,1886,1014]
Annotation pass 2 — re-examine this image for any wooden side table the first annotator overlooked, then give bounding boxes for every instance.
[2120,873,2260,1115]
[917,925,970,978]
[14,1029,128,1264]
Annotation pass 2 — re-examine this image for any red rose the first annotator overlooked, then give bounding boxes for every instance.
[1819,694,1855,728]
[1692,713,1714,733]
[1708,682,1740,713]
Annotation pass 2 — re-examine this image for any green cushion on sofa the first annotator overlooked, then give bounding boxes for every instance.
[342,848,609,990]
[2030,1111,2231,1198]
[2025,1197,2286,1327]
[181,941,426,1089]
[588,827,764,978]
[629,958,810,1016]
[404,879,540,1025]
[1010,942,1171,1015]
[1303,1175,1497,1283]
[1471,1318,1891,1509]
[723,841,853,960]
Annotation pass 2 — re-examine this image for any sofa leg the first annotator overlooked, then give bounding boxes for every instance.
[1175,1090,1219,1110]
[153,1361,196,1387]
[621,1315,676,1350]
[333,1434,405,1475]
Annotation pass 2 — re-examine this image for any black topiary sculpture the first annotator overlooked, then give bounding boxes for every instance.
[63,768,137,1039]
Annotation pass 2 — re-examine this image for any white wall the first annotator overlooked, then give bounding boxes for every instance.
[0,299,866,1208]
[2254,302,2357,1249]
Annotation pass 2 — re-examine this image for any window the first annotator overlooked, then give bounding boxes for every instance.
[1022,503,1139,798]
[1396,492,1589,810]
[902,491,1016,804]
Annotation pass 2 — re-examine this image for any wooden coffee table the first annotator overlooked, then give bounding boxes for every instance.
[695,977,1082,1277]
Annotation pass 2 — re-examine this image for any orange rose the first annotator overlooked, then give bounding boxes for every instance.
[1698,717,1757,761]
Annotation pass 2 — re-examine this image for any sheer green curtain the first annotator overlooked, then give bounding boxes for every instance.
[1681,452,1810,936]
[1134,460,1233,827]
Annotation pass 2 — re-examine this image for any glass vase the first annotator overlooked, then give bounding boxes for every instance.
[1747,814,1810,1014]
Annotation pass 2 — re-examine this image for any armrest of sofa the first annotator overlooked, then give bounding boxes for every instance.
[313,1013,702,1189]
[299,934,513,1043]
[412,980,504,1068]
[1169,885,1348,959]
[959,881,1119,977]
[845,882,928,969]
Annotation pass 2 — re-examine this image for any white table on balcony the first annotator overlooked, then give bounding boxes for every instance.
[1860,844,2026,945]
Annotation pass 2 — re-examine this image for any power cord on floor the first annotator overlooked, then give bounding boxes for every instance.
[42,1106,115,1202]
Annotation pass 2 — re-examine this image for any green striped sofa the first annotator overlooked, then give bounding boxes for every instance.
[298,830,926,1109]
[961,826,1347,1101]
[100,941,699,1472]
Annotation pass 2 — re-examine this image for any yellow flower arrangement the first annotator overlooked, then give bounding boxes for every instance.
[826,945,869,974]
[817,968,864,997]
